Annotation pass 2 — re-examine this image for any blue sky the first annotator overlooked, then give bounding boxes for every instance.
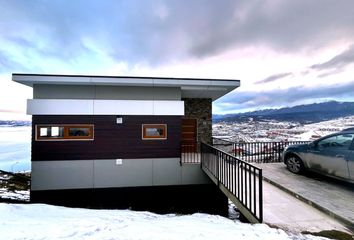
[1,0,354,119]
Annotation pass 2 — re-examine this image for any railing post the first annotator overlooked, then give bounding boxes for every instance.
[180,143,183,166]
[259,169,263,222]
[216,150,220,186]
[200,142,203,169]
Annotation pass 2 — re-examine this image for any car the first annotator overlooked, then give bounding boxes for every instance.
[282,129,354,183]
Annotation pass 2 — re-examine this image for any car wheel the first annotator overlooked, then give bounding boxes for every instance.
[286,155,304,174]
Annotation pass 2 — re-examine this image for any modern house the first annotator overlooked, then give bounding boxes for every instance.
[13,73,240,214]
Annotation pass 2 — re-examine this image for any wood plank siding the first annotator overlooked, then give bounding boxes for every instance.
[32,115,181,161]
[181,118,197,152]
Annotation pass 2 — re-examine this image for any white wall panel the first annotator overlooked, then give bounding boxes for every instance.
[153,101,184,115]
[27,99,94,115]
[94,100,154,115]
[27,99,184,116]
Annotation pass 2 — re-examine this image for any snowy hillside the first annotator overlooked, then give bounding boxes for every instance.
[213,116,354,142]
[0,203,326,240]
[0,188,29,201]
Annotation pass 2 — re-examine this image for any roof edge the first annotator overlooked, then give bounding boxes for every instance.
[12,73,240,83]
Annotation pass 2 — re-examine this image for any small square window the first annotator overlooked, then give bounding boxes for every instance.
[51,127,60,136]
[40,127,48,137]
[142,124,167,140]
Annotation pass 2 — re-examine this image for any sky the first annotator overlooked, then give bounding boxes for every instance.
[0,0,354,119]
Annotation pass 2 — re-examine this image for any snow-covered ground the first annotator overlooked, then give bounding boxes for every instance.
[0,203,327,240]
[296,116,354,140]
[0,126,31,171]
[0,188,29,201]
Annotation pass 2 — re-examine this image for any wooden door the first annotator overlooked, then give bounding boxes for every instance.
[181,118,197,152]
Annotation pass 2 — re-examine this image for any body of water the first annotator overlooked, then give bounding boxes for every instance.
[0,126,31,172]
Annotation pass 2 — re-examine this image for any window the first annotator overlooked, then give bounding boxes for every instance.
[317,133,354,149]
[142,124,167,140]
[36,125,94,141]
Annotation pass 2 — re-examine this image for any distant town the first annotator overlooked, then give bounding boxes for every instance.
[213,116,354,143]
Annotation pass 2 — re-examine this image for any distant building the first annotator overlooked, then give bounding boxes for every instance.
[13,73,239,214]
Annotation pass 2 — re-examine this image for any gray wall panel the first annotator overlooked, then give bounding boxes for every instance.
[95,86,181,100]
[33,85,181,101]
[152,158,181,186]
[93,159,153,188]
[181,164,210,184]
[31,158,210,191]
[31,160,94,190]
[34,84,95,99]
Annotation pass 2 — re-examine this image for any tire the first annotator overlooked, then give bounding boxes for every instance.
[285,155,304,174]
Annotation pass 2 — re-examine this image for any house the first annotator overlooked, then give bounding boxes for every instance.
[13,73,240,214]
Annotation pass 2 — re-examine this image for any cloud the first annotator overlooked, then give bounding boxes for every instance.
[215,80,354,113]
[188,1,354,57]
[310,44,354,72]
[255,72,292,84]
[317,69,343,78]
[0,109,23,114]
[1,0,354,66]
[1,0,354,115]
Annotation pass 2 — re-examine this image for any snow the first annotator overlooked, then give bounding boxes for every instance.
[0,188,29,201]
[0,203,326,240]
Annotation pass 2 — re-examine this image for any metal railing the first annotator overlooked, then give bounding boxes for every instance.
[201,142,263,223]
[213,138,310,163]
[181,142,201,164]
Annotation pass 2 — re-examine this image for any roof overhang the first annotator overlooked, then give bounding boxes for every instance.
[12,73,240,101]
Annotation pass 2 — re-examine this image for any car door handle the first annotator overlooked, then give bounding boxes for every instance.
[335,154,345,158]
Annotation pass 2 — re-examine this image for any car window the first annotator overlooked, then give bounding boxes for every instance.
[317,133,354,149]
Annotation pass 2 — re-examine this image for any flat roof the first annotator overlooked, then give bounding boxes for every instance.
[13,73,240,101]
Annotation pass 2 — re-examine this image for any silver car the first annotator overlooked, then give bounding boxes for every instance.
[283,128,354,183]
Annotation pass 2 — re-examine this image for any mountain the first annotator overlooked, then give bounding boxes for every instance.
[0,120,31,127]
[214,101,354,123]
